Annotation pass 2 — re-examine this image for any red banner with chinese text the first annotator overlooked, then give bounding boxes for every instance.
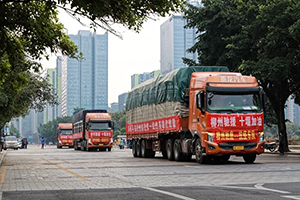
[126,115,181,134]
[207,113,263,130]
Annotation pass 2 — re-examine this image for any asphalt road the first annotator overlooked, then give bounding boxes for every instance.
[0,145,300,200]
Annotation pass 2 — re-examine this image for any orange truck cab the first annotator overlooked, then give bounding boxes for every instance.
[57,123,73,148]
[72,109,114,151]
[190,72,266,163]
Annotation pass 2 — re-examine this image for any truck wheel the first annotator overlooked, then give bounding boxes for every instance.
[132,140,137,157]
[81,141,86,151]
[107,147,111,152]
[141,140,147,158]
[166,139,174,161]
[173,139,183,161]
[195,138,205,164]
[243,154,256,164]
[136,140,142,157]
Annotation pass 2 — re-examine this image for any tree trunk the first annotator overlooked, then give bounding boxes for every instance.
[276,103,289,152]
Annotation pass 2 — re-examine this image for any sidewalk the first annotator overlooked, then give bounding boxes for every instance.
[0,150,6,168]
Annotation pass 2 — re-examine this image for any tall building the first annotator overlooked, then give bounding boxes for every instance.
[43,68,57,123]
[118,92,128,111]
[61,30,108,116]
[160,1,201,75]
[285,96,300,124]
[109,102,119,113]
[56,56,62,118]
[131,70,160,89]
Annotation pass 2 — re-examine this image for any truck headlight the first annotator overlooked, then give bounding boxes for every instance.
[88,139,91,143]
[259,132,264,143]
[58,140,61,143]
[207,133,214,143]
[110,138,113,143]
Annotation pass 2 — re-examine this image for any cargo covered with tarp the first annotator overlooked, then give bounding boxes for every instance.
[126,66,229,124]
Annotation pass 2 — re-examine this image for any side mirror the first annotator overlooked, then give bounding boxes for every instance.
[111,121,115,130]
[196,91,205,114]
[85,122,90,130]
[260,89,267,110]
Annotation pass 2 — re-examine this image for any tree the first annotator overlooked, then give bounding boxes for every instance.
[9,124,20,138]
[37,116,72,143]
[184,0,300,152]
[0,71,58,127]
[1,0,185,129]
[111,111,126,133]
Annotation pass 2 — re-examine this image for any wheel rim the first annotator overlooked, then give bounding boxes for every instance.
[141,140,146,157]
[195,139,203,163]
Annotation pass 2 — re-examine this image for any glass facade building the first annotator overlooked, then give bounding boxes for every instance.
[61,31,108,116]
[160,15,198,75]
[131,70,160,89]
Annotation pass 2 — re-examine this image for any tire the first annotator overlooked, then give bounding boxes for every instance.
[141,140,147,158]
[195,138,205,164]
[107,147,111,152]
[173,139,183,161]
[243,154,256,164]
[81,141,86,151]
[132,140,137,157]
[136,140,142,157]
[166,139,175,161]
[269,147,275,152]
[221,155,230,163]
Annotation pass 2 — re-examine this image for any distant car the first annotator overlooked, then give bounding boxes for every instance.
[49,142,53,145]
[3,136,18,150]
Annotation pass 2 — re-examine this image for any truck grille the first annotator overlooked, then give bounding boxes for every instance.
[219,142,257,150]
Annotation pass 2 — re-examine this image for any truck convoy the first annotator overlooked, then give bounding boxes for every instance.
[72,109,114,151]
[125,66,266,164]
[57,123,73,148]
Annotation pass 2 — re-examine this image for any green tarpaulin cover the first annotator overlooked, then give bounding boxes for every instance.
[125,66,229,110]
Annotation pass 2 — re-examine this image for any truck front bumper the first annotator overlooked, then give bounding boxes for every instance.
[88,142,113,148]
[204,141,265,155]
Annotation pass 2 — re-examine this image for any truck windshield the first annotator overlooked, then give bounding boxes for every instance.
[60,129,72,135]
[89,122,111,131]
[207,92,262,113]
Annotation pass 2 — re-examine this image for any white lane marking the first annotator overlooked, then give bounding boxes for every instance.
[142,187,196,200]
[255,183,290,194]
[281,196,300,200]
[215,185,256,190]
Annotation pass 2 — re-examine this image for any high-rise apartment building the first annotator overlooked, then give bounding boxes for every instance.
[61,30,108,116]
[56,56,62,118]
[160,15,198,75]
[42,68,57,124]
[118,92,128,111]
[285,96,300,124]
[131,70,160,89]
[160,0,201,75]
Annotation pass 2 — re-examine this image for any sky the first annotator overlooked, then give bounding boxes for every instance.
[41,9,170,106]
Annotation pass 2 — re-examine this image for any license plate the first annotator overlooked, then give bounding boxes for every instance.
[10,145,14,147]
[99,144,103,146]
[66,143,69,145]
[233,146,244,150]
